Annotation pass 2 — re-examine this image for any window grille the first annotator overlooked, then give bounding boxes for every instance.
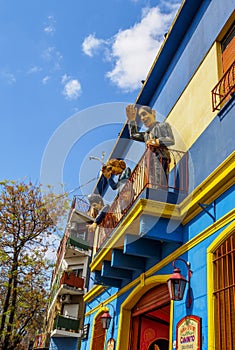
[213,233,235,349]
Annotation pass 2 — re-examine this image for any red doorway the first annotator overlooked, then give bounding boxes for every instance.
[129,284,170,350]
[91,312,106,350]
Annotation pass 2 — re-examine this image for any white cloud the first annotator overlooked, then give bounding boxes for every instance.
[42,46,63,70]
[44,15,56,35]
[42,76,50,84]
[61,74,69,84]
[82,5,179,92]
[27,66,42,74]
[106,6,178,91]
[42,46,62,61]
[62,77,82,100]
[2,72,16,85]
[82,34,105,57]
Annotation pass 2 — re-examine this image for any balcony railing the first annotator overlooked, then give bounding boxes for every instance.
[66,236,90,251]
[212,60,235,111]
[53,314,80,332]
[60,271,84,289]
[51,234,89,284]
[97,147,188,249]
[74,195,90,212]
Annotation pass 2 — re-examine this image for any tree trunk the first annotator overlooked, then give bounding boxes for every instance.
[0,253,19,350]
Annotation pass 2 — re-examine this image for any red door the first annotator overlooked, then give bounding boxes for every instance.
[129,284,170,350]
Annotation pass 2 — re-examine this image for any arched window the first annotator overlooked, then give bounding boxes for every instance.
[213,232,235,349]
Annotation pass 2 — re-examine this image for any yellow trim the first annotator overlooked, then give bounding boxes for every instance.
[116,275,171,350]
[85,302,108,318]
[85,290,119,317]
[85,208,235,317]
[146,209,235,278]
[181,151,235,224]
[85,213,235,348]
[207,248,214,350]
[207,221,235,350]
[90,152,235,272]
[90,202,143,271]
[140,199,181,219]
[169,299,174,350]
[84,285,105,303]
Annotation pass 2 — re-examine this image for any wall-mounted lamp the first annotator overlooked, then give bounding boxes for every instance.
[101,311,112,330]
[101,304,116,338]
[167,258,193,308]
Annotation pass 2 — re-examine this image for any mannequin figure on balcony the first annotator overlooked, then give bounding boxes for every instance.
[102,159,133,213]
[126,104,175,185]
[102,159,131,193]
[87,194,109,233]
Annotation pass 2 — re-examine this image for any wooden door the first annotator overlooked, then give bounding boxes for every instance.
[129,284,170,350]
[91,312,106,350]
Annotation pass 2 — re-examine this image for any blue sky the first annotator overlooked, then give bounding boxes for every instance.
[0,0,180,198]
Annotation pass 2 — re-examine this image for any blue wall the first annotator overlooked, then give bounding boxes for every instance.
[82,1,235,348]
[49,337,78,350]
[152,0,235,119]
[172,221,233,350]
[188,97,235,191]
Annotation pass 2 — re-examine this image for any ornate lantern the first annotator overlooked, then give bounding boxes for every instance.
[167,258,192,308]
[101,311,112,330]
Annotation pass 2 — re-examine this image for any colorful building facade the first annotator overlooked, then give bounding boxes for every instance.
[81,1,235,350]
[34,199,95,350]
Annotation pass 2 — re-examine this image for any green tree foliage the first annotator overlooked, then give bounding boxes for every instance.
[0,181,69,350]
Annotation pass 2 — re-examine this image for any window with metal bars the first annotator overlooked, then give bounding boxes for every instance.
[213,232,235,349]
[211,21,235,111]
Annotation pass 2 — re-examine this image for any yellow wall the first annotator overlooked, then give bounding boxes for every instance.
[167,43,219,152]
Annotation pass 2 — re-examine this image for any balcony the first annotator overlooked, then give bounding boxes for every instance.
[66,236,90,251]
[73,196,90,213]
[60,271,84,290]
[51,235,90,284]
[53,314,81,336]
[97,147,188,249]
[212,60,235,111]
[64,236,91,261]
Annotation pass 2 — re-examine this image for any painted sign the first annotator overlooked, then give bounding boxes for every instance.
[176,315,201,350]
[106,338,115,350]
